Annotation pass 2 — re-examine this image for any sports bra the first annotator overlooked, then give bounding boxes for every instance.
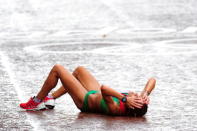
[81,90,127,114]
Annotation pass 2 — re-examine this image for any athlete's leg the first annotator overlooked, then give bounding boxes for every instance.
[49,66,101,100]
[36,64,87,108]
[73,66,101,91]
[51,85,67,99]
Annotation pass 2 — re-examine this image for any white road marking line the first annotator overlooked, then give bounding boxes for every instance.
[0,51,43,131]
[24,38,197,56]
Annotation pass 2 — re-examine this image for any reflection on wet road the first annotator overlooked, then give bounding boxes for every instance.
[0,0,197,130]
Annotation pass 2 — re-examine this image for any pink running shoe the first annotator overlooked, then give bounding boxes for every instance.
[20,97,46,111]
[43,96,55,109]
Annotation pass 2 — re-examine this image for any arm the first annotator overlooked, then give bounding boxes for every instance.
[100,85,124,115]
[101,85,124,100]
[101,85,144,114]
[141,78,156,96]
[140,78,156,104]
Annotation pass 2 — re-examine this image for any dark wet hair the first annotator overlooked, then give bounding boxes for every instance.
[126,104,148,117]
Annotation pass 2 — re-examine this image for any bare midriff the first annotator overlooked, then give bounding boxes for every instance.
[88,93,103,112]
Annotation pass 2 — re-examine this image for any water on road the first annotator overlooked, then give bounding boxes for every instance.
[0,0,197,130]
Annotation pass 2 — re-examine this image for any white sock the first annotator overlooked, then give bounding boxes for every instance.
[47,94,54,99]
[33,96,42,103]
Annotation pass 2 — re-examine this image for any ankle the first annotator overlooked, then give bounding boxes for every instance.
[47,94,54,99]
[33,96,42,103]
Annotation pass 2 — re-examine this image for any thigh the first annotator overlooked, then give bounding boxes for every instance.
[55,65,87,109]
[73,66,101,91]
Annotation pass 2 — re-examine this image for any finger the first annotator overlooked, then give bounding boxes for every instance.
[127,102,141,108]
[133,104,143,109]
[129,101,143,109]
[134,98,143,101]
[143,95,147,99]
[134,99,144,104]
[146,98,150,104]
[133,102,143,108]
[143,95,148,100]
[144,97,149,103]
[144,99,148,104]
[143,97,148,103]
[128,105,135,109]
[135,102,143,107]
[142,96,149,104]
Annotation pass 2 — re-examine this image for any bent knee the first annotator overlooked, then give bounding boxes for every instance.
[73,66,86,75]
[52,64,65,72]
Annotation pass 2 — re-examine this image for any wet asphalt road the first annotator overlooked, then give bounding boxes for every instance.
[0,0,197,130]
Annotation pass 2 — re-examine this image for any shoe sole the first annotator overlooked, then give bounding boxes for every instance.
[24,102,46,111]
[26,107,46,111]
[44,99,55,109]
[45,105,55,109]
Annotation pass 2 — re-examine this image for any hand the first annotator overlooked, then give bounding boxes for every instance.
[141,92,150,105]
[142,95,150,105]
[126,95,144,109]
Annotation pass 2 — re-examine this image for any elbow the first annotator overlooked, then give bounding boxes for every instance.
[101,85,108,93]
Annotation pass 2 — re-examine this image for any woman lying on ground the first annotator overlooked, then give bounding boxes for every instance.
[20,65,156,116]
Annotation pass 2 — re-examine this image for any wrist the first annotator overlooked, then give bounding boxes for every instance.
[141,90,149,96]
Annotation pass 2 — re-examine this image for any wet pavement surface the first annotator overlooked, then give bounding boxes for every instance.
[0,0,197,130]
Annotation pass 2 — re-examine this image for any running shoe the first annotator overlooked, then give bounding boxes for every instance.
[19,97,46,111]
[43,96,55,109]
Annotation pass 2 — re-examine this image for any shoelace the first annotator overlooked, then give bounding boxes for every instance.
[26,98,38,108]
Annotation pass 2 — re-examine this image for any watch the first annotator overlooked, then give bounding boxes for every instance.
[121,96,127,103]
